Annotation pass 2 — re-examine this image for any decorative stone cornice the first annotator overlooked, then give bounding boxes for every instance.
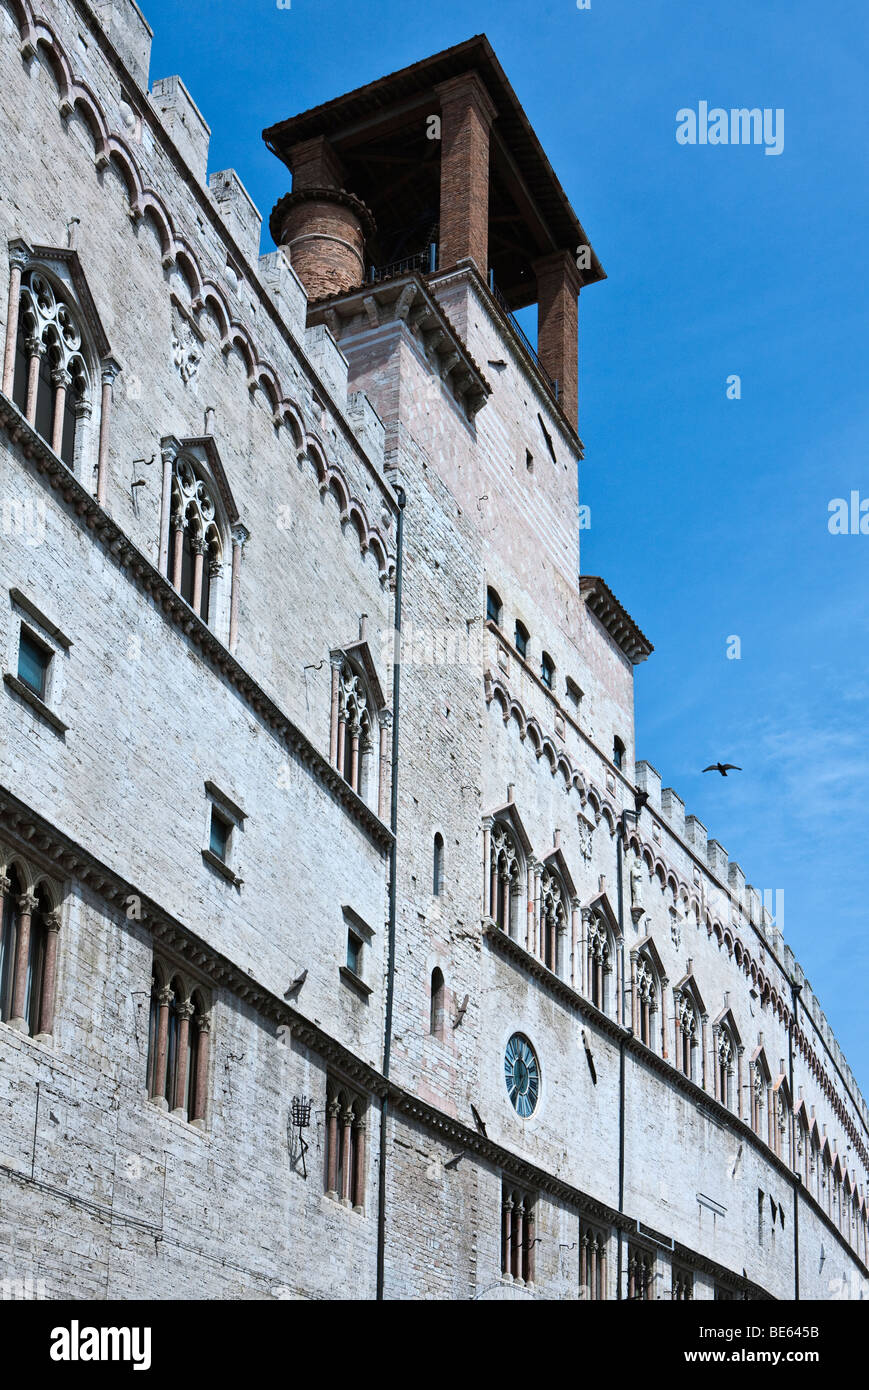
[307,271,490,420]
[579,575,653,665]
[0,396,392,853]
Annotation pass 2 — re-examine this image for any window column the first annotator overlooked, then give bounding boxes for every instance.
[50,367,70,456]
[173,1000,194,1111]
[501,1192,513,1278]
[482,818,493,919]
[352,1116,366,1212]
[9,891,38,1031]
[2,244,29,396]
[191,1011,211,1125]
[95,359,121,505]
[326,1098,340,1197]
[34,908,61,1039]
[191,535,206,617]
[170,508,186,592]
[228,523,249,653]
[24,336,45,425]
[341,1106,355,1205]
[377,710,391,822]
[151,983,174,1104]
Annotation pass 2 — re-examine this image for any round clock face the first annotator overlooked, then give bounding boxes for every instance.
[505,1034,540,1117]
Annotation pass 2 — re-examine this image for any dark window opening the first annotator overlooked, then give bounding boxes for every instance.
[17,627,50,699]
[514,621,529,659]
[540,652,554,689]
[486,586,502,626]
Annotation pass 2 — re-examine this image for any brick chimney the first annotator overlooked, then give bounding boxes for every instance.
[534,250,583,424]
[435,73,497,275]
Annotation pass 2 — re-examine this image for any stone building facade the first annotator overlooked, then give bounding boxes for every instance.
[0,0,866,1301]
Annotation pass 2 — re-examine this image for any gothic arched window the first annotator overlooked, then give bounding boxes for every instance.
[486,586,502,626]
[167,454,226,626]
[12,267,91,469]
[538,865,566,974]
[489,820,523,938]
[635,953,658,1049]
[676,994,699,1080]
[586,911,614,1013]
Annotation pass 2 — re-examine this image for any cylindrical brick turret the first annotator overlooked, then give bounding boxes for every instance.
[269,188,375,301]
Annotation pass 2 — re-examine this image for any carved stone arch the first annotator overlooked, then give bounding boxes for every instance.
[106,136,142,205]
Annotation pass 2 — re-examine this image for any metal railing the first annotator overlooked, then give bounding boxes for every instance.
[368,243,438,284]
[488,270,559,402]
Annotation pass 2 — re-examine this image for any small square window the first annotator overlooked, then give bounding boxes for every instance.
[209,807,232,862]
[18,627,50,699]
[346,930,362,976]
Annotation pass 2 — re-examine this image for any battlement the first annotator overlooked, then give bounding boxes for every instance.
[641,760,869,1129]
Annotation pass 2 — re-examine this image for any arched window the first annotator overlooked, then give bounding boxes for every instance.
[489,820,523,937]
[167,454,225,626]
[635,953,659,1049]
[538,866,566,975]
[145,963,210,1124]
[325,1079,366,1210]
[540,651,555,690]
[750,1053,771,1139]
[433,833,444,897]
[514,620,529,658]
[586,910,614,1013]
[613,736,625,770]
[718,1031,734,1106]
[12,267,91,470]
[430,967,445,1038]
[0,867,58,1037]
[335,657,376,800]
[486,586,502,626]
[676,994,698,1080]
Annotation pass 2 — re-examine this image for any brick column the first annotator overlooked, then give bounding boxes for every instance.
[435,73,497,275]
[533,250,583,425]
[228,524,248,653]
[35,909,61,1039]
[10,891,38,1031]
[2,245,29,397]
[96,359,121,504]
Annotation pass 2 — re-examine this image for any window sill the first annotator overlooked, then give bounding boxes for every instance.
[146,1093,209,1137]
[3,673,68,735]
[339,965,372,999]
[201,847,243,887]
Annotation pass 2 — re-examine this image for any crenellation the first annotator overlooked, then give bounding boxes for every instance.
[209,170,262,263]
[92,0,153,88]
[149,75,210,183]
[660,786,684,837]
[634,760,661,810]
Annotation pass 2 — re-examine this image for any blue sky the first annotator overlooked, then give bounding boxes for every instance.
[142,0,868,1089]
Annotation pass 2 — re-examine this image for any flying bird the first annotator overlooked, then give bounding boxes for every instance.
[702,763,742,777]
